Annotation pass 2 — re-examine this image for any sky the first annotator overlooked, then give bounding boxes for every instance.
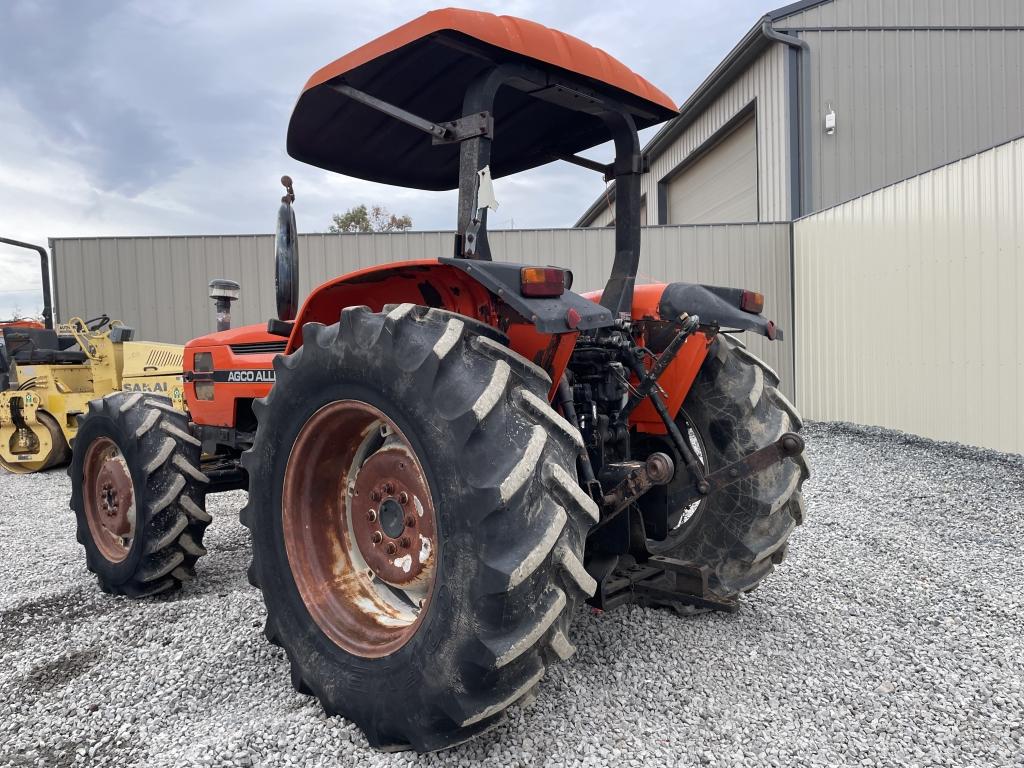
[0,0,781,319]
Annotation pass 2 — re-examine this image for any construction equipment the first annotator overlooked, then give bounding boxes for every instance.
[70,9,809,752]
[1,315,186,473]
[0,238,186,473]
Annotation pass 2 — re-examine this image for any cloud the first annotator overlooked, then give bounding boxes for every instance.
[0,0,775,317]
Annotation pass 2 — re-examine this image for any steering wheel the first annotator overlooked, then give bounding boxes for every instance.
[82,314,111,332]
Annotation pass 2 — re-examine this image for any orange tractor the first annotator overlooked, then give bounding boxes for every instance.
[70,10,808,752]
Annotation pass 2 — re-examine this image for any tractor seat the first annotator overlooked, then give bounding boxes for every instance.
[1,327,89,364]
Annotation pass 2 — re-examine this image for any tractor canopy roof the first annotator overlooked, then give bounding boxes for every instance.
[287,8,677,190]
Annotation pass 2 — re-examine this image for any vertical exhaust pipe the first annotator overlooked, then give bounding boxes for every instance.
[209,279,240,331]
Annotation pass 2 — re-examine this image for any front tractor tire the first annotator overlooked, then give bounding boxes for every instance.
[70,392,211,597]
[242,304,596,752]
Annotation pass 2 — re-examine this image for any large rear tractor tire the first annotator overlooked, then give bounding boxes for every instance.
[69,392,210,597]
[242,304,597,752]
[647,334,809,599]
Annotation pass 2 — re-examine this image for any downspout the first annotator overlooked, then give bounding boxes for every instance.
[0,237,53,329]
[761,20,811,218]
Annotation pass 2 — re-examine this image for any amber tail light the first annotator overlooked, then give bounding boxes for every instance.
[520,267,566,297]
[740,290,764,314]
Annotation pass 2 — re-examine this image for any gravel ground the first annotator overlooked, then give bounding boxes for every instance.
[1,421,1022,768]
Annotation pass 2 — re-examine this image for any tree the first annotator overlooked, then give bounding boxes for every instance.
[328,204,413,233]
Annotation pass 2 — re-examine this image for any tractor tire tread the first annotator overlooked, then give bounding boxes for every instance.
[242,304,592,753]
[70,392,210,598]
[660,335,809,599]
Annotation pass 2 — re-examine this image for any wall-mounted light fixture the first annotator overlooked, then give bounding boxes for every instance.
[824,103,836,135]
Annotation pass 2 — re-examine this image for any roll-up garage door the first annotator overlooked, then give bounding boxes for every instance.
[666,115,758,225]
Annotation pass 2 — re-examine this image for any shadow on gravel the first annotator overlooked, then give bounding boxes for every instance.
[20,647,103,693]
[0,587,113,642]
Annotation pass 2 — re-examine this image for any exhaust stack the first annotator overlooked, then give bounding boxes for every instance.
[209,279,240,331]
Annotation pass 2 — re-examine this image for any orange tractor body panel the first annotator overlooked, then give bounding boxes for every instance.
[285,259,581,400]
[583,283,711,435]
[184,325,279,427]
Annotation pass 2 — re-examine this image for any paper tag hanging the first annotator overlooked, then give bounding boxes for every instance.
[476,166,499,211]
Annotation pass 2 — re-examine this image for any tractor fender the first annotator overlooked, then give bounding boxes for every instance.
[285,259,612,350]
[438,258,612,334]
[657,282,781,340]
[582,282,781,339]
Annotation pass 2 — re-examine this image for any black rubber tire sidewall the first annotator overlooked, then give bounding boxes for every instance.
[69,405,147,585]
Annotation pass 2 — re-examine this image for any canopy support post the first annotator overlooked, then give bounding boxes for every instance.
[598,111,643,319]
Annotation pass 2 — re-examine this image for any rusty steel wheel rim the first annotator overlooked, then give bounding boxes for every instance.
[283,400,438,658]
[82,437,136,563]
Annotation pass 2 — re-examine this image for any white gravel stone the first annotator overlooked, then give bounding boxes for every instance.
[0,422,1022,767]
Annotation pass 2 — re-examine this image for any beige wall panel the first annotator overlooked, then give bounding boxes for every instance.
[795,136,1024,453]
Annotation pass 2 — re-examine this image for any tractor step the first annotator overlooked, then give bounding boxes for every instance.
[591,555,739,615]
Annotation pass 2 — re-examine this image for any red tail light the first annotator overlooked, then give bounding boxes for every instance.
[520,267,566,297]
[740,290,764,314]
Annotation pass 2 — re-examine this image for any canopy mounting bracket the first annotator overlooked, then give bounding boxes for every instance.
[330,82,493,144]
[433,113,494,144]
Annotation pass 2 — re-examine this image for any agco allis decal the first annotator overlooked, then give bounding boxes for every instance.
[214,369,276,384]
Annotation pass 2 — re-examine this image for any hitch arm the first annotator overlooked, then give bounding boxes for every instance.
[621,351,707,486]
[675,432,805,508]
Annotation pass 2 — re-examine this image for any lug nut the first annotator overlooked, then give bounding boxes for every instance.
[370,490,380,502]
[398,491,409,504]
[383,482,395,495]
[400,537,411,549]
[405,516,416,528]
[367,508,377,522]
[385,542,397,555]
[371,531,383,544]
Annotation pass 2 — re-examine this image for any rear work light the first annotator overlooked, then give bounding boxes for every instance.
[520,267,566,297]
[740,290,764,314]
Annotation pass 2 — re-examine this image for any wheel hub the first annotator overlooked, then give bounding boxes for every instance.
[350,447,436,587]
[82,437,136,562]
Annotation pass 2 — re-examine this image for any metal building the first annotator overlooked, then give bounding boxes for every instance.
[577,0,1024,227]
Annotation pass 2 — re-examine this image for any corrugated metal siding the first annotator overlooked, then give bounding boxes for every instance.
[644,43,791,223]
[641,223,794,398]
[775,0,1024,29]
[795,136,1024,454]
[801,27,1024,212]
[53,223,794,398]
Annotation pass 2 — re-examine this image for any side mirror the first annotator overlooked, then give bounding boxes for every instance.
[275,175,299,322]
